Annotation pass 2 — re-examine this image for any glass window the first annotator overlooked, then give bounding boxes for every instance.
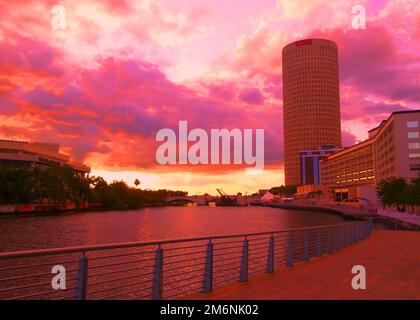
[408,153,420,159]
[408,131,419,138]
[407,121,419,128]
[409,143,420,149]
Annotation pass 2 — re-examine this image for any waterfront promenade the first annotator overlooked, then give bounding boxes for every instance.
[187,230,420,300]
[376,208,420,227]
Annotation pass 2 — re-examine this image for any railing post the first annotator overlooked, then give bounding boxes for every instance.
[368,218,374,235]
[335,227,340,250]
[202,240,213,293]
[343,225,348,247]
[266,234,275,273]
[152,246,163,300]
[286,232,294,267]
[361,222,365,240]
[316,229,322,256]
[303,230,309,261]
[327,228,333,253]
[75,252,88,300]
[239,237,249,282]
[350,224,353,243]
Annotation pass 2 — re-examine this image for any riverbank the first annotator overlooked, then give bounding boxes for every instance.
[257,202,365,220]
[0,202,168,216]
[258,201,420,230]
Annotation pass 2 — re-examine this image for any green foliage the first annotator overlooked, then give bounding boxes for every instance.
[270,185,297,195]
[0,165,89,207]
[377,177,420,212]
[88,178,187,209]
[0,165,187,210]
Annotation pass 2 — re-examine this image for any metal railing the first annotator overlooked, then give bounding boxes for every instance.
[0,221,373,300]
[371,216,420,230]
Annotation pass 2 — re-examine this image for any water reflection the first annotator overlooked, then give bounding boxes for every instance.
[0,206,349,252]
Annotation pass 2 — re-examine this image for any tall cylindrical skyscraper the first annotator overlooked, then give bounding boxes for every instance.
[282,39,342,186]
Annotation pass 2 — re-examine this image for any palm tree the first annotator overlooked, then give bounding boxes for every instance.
[134,179,140,188]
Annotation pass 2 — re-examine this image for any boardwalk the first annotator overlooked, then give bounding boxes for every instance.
[377,208,420,227]
[186,231,420,300]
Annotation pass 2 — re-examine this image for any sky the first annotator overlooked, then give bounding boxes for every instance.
[0,0,419,194]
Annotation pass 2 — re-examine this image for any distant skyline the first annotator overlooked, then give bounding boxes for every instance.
[1,0,419,194]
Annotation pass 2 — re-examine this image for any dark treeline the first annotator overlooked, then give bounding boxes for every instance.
[377,177,420,213]
[0,166,187,210]
[269,185,297,195]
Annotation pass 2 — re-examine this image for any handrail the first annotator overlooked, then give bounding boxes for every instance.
[0,221,363,260]
[0,220,374,300]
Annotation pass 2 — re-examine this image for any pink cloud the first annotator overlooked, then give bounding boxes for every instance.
[1,0,419,191]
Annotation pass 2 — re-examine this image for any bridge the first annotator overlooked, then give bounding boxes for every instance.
[165,193,260,206]
[0,221,373,300]
[164,195,218,205]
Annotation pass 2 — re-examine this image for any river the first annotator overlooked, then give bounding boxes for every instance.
[0,206,349,252]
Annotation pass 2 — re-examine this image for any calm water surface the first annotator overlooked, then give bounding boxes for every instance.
[0,206,349,252]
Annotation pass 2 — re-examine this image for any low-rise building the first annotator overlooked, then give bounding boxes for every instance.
[299,145,343,185]
[319,110,420,202]
[371,111,420,183]
[0,139,90,176]
[319,139,374,201]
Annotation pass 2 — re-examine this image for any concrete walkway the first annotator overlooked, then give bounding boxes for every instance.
[186,231,420,300]
[377,208,420,227]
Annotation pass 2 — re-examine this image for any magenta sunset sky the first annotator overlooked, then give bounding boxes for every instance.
[0,0,419,194]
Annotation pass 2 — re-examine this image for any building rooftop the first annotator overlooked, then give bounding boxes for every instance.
[368,109,420,133]
[0,139,90,173]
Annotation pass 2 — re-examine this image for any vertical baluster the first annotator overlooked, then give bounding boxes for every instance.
[316,229,322,256]
[303,230,309,261]
[152,246,163,300]
[75,252,88,300]
[327,228,333,253]
[239,237,249,282]
[335,227,340,250]
[202,240,213,293]
[286,232,294,267]
[266,234,275,273]
[369,218,374,236]
[343,225,348,247]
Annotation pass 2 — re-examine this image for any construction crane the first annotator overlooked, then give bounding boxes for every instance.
[216,188,228,197]
[216,189,236,206]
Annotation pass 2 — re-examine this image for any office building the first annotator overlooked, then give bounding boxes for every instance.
[300,145,343,185]
[282,38,342,186]
[319,110,420,201]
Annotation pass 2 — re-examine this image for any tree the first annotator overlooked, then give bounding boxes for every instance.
[270,185,297,195]
[401,178,420,213]
[377,177,408,209]
[134,179,140,188]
